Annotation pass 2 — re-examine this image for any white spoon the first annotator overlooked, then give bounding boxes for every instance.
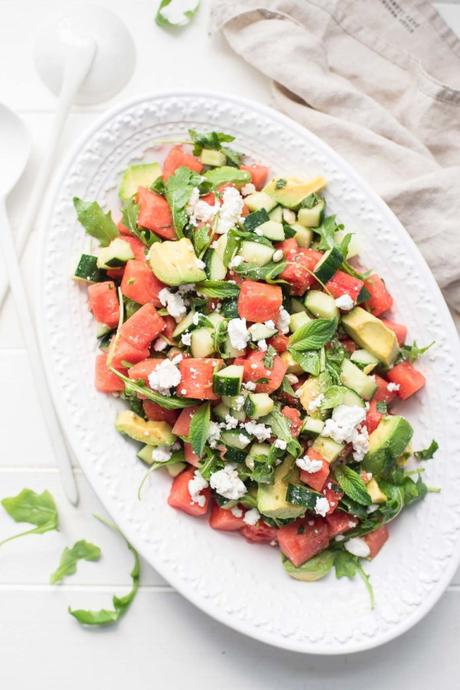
[0,4,136,309]
[0,104,79,504]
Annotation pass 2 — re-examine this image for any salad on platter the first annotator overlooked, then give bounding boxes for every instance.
[73,130,437,602]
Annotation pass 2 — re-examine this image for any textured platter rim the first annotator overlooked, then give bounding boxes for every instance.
[37,89,460,655]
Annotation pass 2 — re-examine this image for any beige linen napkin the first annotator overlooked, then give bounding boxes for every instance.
[211,0,460,314]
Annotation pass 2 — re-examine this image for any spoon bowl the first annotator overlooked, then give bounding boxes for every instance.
[0,105,31,197]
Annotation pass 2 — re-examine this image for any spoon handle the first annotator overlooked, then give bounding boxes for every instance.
[0,201,79,506]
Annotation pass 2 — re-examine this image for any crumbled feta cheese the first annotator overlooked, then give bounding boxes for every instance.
[335,534,345,542]
[195,258,206,269]
[231,506,243,518]
[243,421,271,442]
[229,255,243,269]
[151,445,173,463]
[178,283,195,295]
[352,425,369,462]
[224,414,239,430]
[244,381,257,391]
[209,464,247,500]
[238,434,251,447]
[188,470,209,508]
[181,331,192,346]
[264,320,275,329]
[272,249,284,263]
[207,421,221,448]
[335,294,354,311]
[243,508,260,526]
[308,393,324,413]
[277,306,290,334]
[148,358,182,395]
[228,317,250,350]
[187,186,220,226]
[367,504,380,514]
[321,404,368,461]
[274,439,287,450]
[241,182,256,197]
[344,537,370,558]
[296,456,323,473]
[286,373,299,384]
[314,496,330,517]
[192,312,201,326]
[158,288,186,320]
[153,336,168,352]
[215,187,244,235]
[232,395,245,411]
[387,382,400,392]
[258,338,268,352]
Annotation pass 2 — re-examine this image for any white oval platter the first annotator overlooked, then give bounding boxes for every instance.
[38,91,460,654]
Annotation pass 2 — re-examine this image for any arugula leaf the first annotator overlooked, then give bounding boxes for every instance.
[221,146,243,168]
[204,166,251,187]
[0,489,58,547]
[190,403,211,458]
[189,129,235,155]
[334,551,374,608]
[73,198,119,247]
[121,198,159,248]
[414,439,439,460]
[401,475,428,506]
[69,516,139,627]
[299,192,320,209]
[199,453,224,481]
[50,540,101,585]
[289,318,338,351]
[313,215,343,251]
[235,261,287,282]
[109,368,197,409]
[334,465,372,506]
[251,455,276,485]
[376,481,405,523]
[399,340,434,363]
[288,348,321,376]
[164,166,203,237]
[196,280,240,298]
[155,0,200,28]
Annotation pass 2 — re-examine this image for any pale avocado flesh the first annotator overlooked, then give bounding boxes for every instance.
[263,176,326,209]
[257,457,305,520]
[119,163,161,201]
[115,410,175,446]
[283,550,335,581]
[341,307,399,367]
[149,238,206,286]
[362,415,413,476]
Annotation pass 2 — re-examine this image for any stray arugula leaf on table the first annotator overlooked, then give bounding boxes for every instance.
[73,198,119,247]
[0,489,58,547]
[50,540,101,585]
[414,439,439,460]
[155,0,200,29]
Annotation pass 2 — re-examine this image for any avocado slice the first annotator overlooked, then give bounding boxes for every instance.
[257,457,305,520]
[149,238,207,286]
[97,238,134,269]
[341,307,399,367]
[283,550,335,582]
[362,415,413,476]
[115,410,175,446]
[118,162,161,201]
[297,377,326,419]
[366,478,387,504]
[263,176,326,209]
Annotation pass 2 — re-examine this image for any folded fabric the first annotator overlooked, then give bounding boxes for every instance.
[211,0,460,315]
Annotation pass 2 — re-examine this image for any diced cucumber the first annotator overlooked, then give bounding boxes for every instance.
[305,290,339,320]
[224,447,247,464]
[314,247,343,283]
[245,191,277,213]
[269,206,283,223]
[118,162,161,201]
[290,297,306,313]
[200,149,226,167]
[222,335,245,359]
[206,249,227,280]
[311,436,344,462]
[244,209,270,233]
[245,442,270,470]
[172,311,195,338]
[74,254,105,283]
[207,311,226,327]
[282,209,296,224]
[257,220,285,241]
[248,322,278,341]
[341,387,365,407]
[297,200,325,227]
[220,430,251,449]
[213,364,244,396]
[301,417,325,437]
[340,358,377,400]
[166,462,187,477]
[214,402,230,419]
[291,223,313,248]
[97,238,134,269]
[191,327,215,358]
[239,241,274,266]
[350,348,379,374]
[96,323,112,338]
[245,393,274,419]
[137,445,154,465]
[289,311,312,333]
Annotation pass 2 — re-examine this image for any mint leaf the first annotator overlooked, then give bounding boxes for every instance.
[196,280,240,298]
[155,0,200,28]
[414,439,439,460]
[109,368,198,409]
[204,166,251,187]
[0,489,58,547]
[289,318,337,351]
[334,465,372,506]
[288,348,321,376]
[235,261,287,282]
[164,166,204,237]
[73,198,119,247]
[50,540,101,585]
[189,129,235,155]
[190,402,211,458]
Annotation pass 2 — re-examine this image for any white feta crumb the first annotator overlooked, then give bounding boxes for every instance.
[188,470,209,507]
[158,287,186,320]
[238,433,251,447]
[387,382,400,392]
[215,187,244,235]
[308,393,324,413]
[177,283,195,295]
[274,439,287,450]
[231,506,243,518]
[232,395,245,411]
[272,249,284,263]
[209,464,247,500]
[151,445,173,463]
[258,338,268,352]
[192,312,201,326]
[227,317,250,350]
[352,425,369,462]
[244,381,257,391]
[229,255,243,269]
[195,258,206,269]
[335,534,345,542]
[153,336,168,352]
[286,373,299,384]
[335,294,354,311]
[241,182,256,197]
[296,456,323,473]
[243,421,271,442]
[181,331,192,346]
[207,421,221,448]
[277,306,290,334]
[344,537,370,558]
[321,404,369,461]
[264,320,275,329]
[367,503,380,514]
[186,187,220,226]
[148,359,182,395]
[314,496,330,517]
[243,508,260,526]
[224,414,239,430]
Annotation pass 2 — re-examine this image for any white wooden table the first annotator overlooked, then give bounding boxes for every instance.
[1,1,460,686]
